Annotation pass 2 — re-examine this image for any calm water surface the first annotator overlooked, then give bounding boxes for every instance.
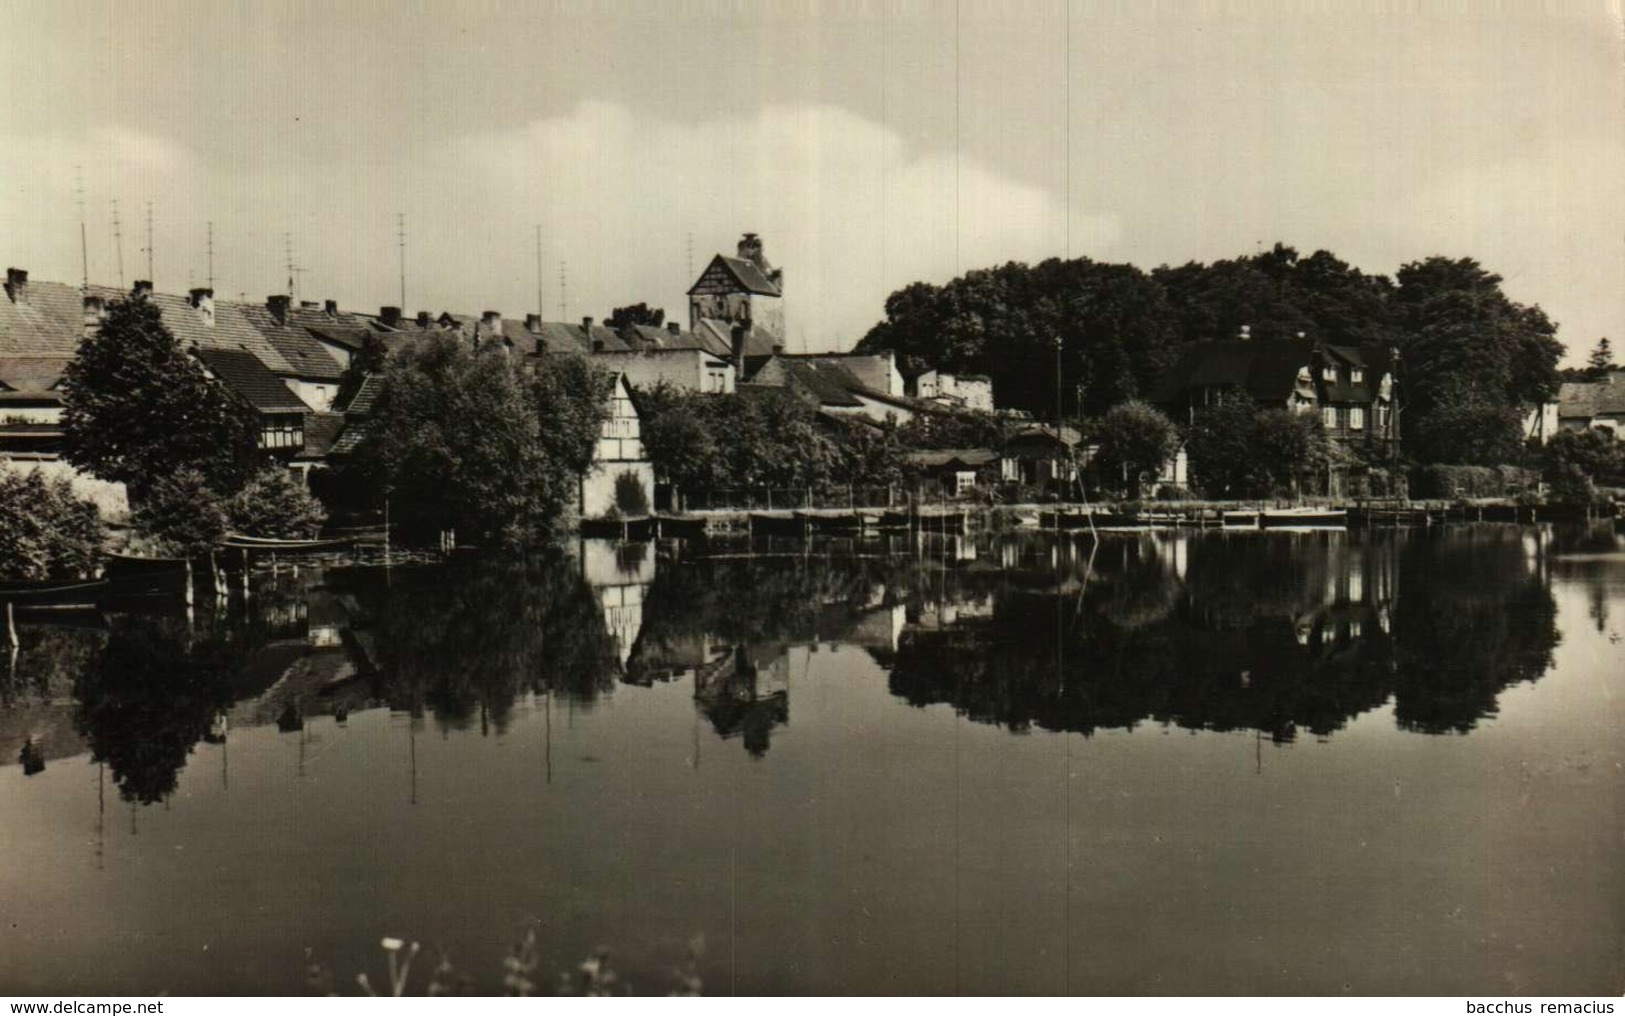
[1,525,1621,995]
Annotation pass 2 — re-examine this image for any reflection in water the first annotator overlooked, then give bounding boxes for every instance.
[0,527,1579,792]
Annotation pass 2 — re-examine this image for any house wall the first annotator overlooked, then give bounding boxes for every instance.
[591,349,734,394]
[580,375,654,518]
[0,405,60,424]
[286,377,339,412]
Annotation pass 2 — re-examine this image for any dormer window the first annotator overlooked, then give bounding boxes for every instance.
[1322,366,1338,383]
[1350,368,1364,384]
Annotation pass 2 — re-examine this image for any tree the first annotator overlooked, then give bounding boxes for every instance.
[227,468,327,538]
[0,469,105,580]
[1090,400,1181,499]
[131,467,228,556]
[348,336,612,544]
[61,297,260,502]
[1587,338,1616,379]
[1544,427,1623,502]
[1249,410,1330,496]
[606,303,664,329]
[639,383,723,500]
[1185,390,1259,498]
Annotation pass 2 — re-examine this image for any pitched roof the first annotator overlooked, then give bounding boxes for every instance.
[750,356,865,407]
[0,356,70,392]
[1558,374,1625,419]
[694,318,779,359]
[238,304,347,381]
[79,285,306,377]
[192,347,311,414]
[1151,339,1313,405]
[687,254,783,297]
[0,280,85,358]
[295,412,347,460]
[342,375,383,415]
[329,425,367,457]
[905,448,1000,469]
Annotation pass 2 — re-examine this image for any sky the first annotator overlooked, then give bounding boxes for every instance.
[0,0,1620,360]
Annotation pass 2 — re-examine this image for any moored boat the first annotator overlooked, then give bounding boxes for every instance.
[0,576,111,607]
[580,515,657,540]
[748,512,808,537]
[1259,507,1348,529]
[220,534,359,552]
[795,511,865,535]
[1222,510,1261,528]
[655,513,708,539]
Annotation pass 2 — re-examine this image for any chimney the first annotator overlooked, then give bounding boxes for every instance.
[592,339,605,353]
[482,310,501,330]
[132,279,153,301]
[380,306,402,328]
[189,288,215,327]
[416,310,430,327]
[82,294,106,337]
[737,232,764,266]
[524,313,541,332]
[299,300,319,310]
[731,324,748,380]
[324,299,338,316]
[1237,324,1251,341]
[581,316,594,333]
[666,321,681,336]
[772,343,784,355]
[267,294,290,323]
[4,268,27,304]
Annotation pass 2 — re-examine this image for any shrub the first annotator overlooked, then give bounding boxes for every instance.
[613,470,651,517]
[0,468,106,580]
[1409,463,1529,500]
[228,468,327,538]
[131,468,228,556]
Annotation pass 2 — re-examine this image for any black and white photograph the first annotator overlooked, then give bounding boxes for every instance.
[1,0,1622,999]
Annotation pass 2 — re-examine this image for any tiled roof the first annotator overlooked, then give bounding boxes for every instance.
[1558,374,1625,419]
[905,448,1000,469]
[343,375,383,415]
[525,321,630,355]
[0,280,85,358]
[80,285,305,377]
[192,347,311,414]
[718,255,782,296]
[750,356,865,407]
[329,425,367,457]
[238,304,346,381]
[296,412,347,460]
[0,356,70,392]
[694,318,779,359]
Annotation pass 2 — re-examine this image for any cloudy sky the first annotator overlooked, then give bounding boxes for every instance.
[1,0,1620,359]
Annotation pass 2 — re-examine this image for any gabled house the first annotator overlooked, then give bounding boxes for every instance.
[580,372,653,520]
[190,346,311,457]
[688,233,786,369]
[1151,330,1398,493]
[910,369,994,412]
[0,357,71,459]
[237,296,349,410]
[1557,372,1625,436]
[743,352,915,425]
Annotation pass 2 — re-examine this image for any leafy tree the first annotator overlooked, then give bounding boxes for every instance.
[606,303,664,329]
[639,383,723,499]
[227,468,327,538]
[1249,410,1330,496]
[1090,400,1181,498]
[613,470,651,517]
[0,469,105,579]
[1393,257,1562,464]
[1185,390,1259,498]
[1544,427,1623,501]
[895,410,1009,451]
[348,337,611,544]
[1587,338,1616,379]
[131,467,228,556]
[61,297,260,502]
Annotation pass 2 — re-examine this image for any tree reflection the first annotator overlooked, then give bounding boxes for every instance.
[884,528,1558,739]
[337,553,621,732]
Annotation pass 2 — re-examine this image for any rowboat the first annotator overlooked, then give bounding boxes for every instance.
[748,513,808,537]
[0,576,111,607]
[655,514,708,539]
[1222,510,1261,528]
[794,511,866,535]
[105,551,191,579]
[220,534,358,552]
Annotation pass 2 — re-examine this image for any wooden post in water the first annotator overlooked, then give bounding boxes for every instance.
[5,602,18,651]
[183,558,194,608]
[240,547,250,598]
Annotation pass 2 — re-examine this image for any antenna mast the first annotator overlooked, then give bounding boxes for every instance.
[111,199,126,289]
[558,261,567,322]
[74,166,88,289]
[542,224,555,318]
[396,213,407,310]
[206,221,215,289]
[144,202,154,283]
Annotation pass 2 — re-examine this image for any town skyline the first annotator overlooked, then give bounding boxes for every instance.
[1,1,1620,360]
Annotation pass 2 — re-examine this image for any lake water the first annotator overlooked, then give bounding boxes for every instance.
[1,524,1621,995]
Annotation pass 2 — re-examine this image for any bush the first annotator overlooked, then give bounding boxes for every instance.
[1409,463,1531,500]
[0,469,106,580]
[613,470,650,517]
[228,468,327,538]
[131,468,228,556]
[1154,484,1193,502]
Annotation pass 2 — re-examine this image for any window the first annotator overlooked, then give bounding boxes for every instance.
[1350,368,1364,384]
[1349,407,1365,430]
[1322,366,1337,383]
[259,416,303,450]
[1322,407,1338,429]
